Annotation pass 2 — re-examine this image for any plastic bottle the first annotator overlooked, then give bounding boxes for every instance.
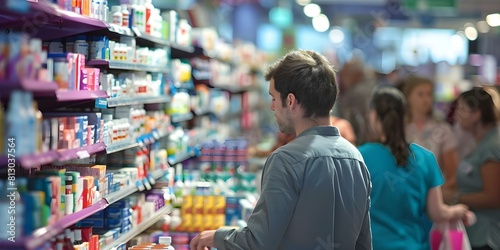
[156,236,175,250]
[65,36,75,53]
[73,229,83,245]
[49,39,64,53]
[23,92,35,155]
[74,35,89,58]
[33,101,43,153]
[111,6,122,26]
[121,4,130,27]
[144,0,154,34]
[5,91,27,156]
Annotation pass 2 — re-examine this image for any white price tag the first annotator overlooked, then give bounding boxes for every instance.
[76,150,90,159]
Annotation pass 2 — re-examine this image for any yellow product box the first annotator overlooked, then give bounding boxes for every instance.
[181,195,193,215]
[178,213,192,232]
[202,214,214,231]
[213,214,226,228]
[203,196,215,215]
[91,165,107,180]
[192,195,204,215]
[213,195,226,214]
[191,214,204,232]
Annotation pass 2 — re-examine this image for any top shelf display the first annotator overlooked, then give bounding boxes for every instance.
[0,0,198,52]
[0,0,107,41]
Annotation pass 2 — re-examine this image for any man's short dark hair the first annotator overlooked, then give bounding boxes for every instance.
[265,50,338,118]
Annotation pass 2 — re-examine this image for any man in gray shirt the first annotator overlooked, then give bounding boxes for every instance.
[190,50,372,250]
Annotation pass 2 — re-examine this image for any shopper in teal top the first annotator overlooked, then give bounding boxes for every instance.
[359,87,472,250]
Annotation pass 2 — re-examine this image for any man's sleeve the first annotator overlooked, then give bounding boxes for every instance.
[355,196,372,250]
[214,153,299,249]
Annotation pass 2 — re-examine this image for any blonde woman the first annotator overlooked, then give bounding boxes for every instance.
[400,76,459,190]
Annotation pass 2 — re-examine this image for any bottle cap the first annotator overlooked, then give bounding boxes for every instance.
[111,6,121,12]
[158,236,172,245]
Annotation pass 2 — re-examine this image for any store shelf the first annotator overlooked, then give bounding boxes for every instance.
[55,90,108,102]
[0,79,59,93]
[107,23,134,37]
[0,143,106,168]
[105,139,138,154]
[167,151,196,166]
[106,128,171,154]
[0,168,168,249]
[0,150,58,168]
[104,168,166,204]
[107,95,171,107]
[102,205,173,250]
[170,44,198,59]
[87,60,170,74]
[170,112,194,123]
[132,27,170,47]
[58,142,106,162]
[0,0,108,41]
[24,199,108,250]
[20,150,59,168]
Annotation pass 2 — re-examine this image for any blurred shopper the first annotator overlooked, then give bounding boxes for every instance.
[446,97,476,160]
[444,87,500,250]
[359,87,472,250]
[249,114,355,159]
[335,58,375,145]
[330,114,356,144]
[400,75,459,190]
[247,131,296,158]
[191,50,372,250]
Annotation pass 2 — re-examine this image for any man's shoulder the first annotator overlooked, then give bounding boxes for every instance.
[277,134,364,162]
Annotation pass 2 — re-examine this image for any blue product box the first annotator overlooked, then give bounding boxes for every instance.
[79,218,104,228]
[225,196,242,226]
[108,199,129,208]
[105,218,122,228]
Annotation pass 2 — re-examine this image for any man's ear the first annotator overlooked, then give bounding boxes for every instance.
[287,93,297,108]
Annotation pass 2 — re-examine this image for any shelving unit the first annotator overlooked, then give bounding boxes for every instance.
[1,0,265,249]
[0,79,59,93]
[106,128,172,154]
[0,168,168,250]
[102,205,173,250]
[86,60,170,74]
[0,142,106,168]
[168,151,197,166]
[107,95,171,107]
[55,90,109,102]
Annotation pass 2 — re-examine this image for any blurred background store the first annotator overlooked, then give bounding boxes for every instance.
[0,0,499,249]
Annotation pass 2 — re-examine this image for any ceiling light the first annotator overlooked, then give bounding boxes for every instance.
[464,26,478,41]
[476,21,490,33]
[304,3,321,18]
[312,14,330,32]
[486,13,500,27]
[296,0,311,6]
[329,27,344,44]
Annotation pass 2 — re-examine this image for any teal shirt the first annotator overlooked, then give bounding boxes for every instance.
[457,126,500,248]
[359,143,444,250]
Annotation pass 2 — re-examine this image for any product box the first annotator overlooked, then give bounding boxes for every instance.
[79,67,89,90]
[48,53,86,90]
[44,112,102,145]
[82,176,94,208]
[224,196,241,226]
